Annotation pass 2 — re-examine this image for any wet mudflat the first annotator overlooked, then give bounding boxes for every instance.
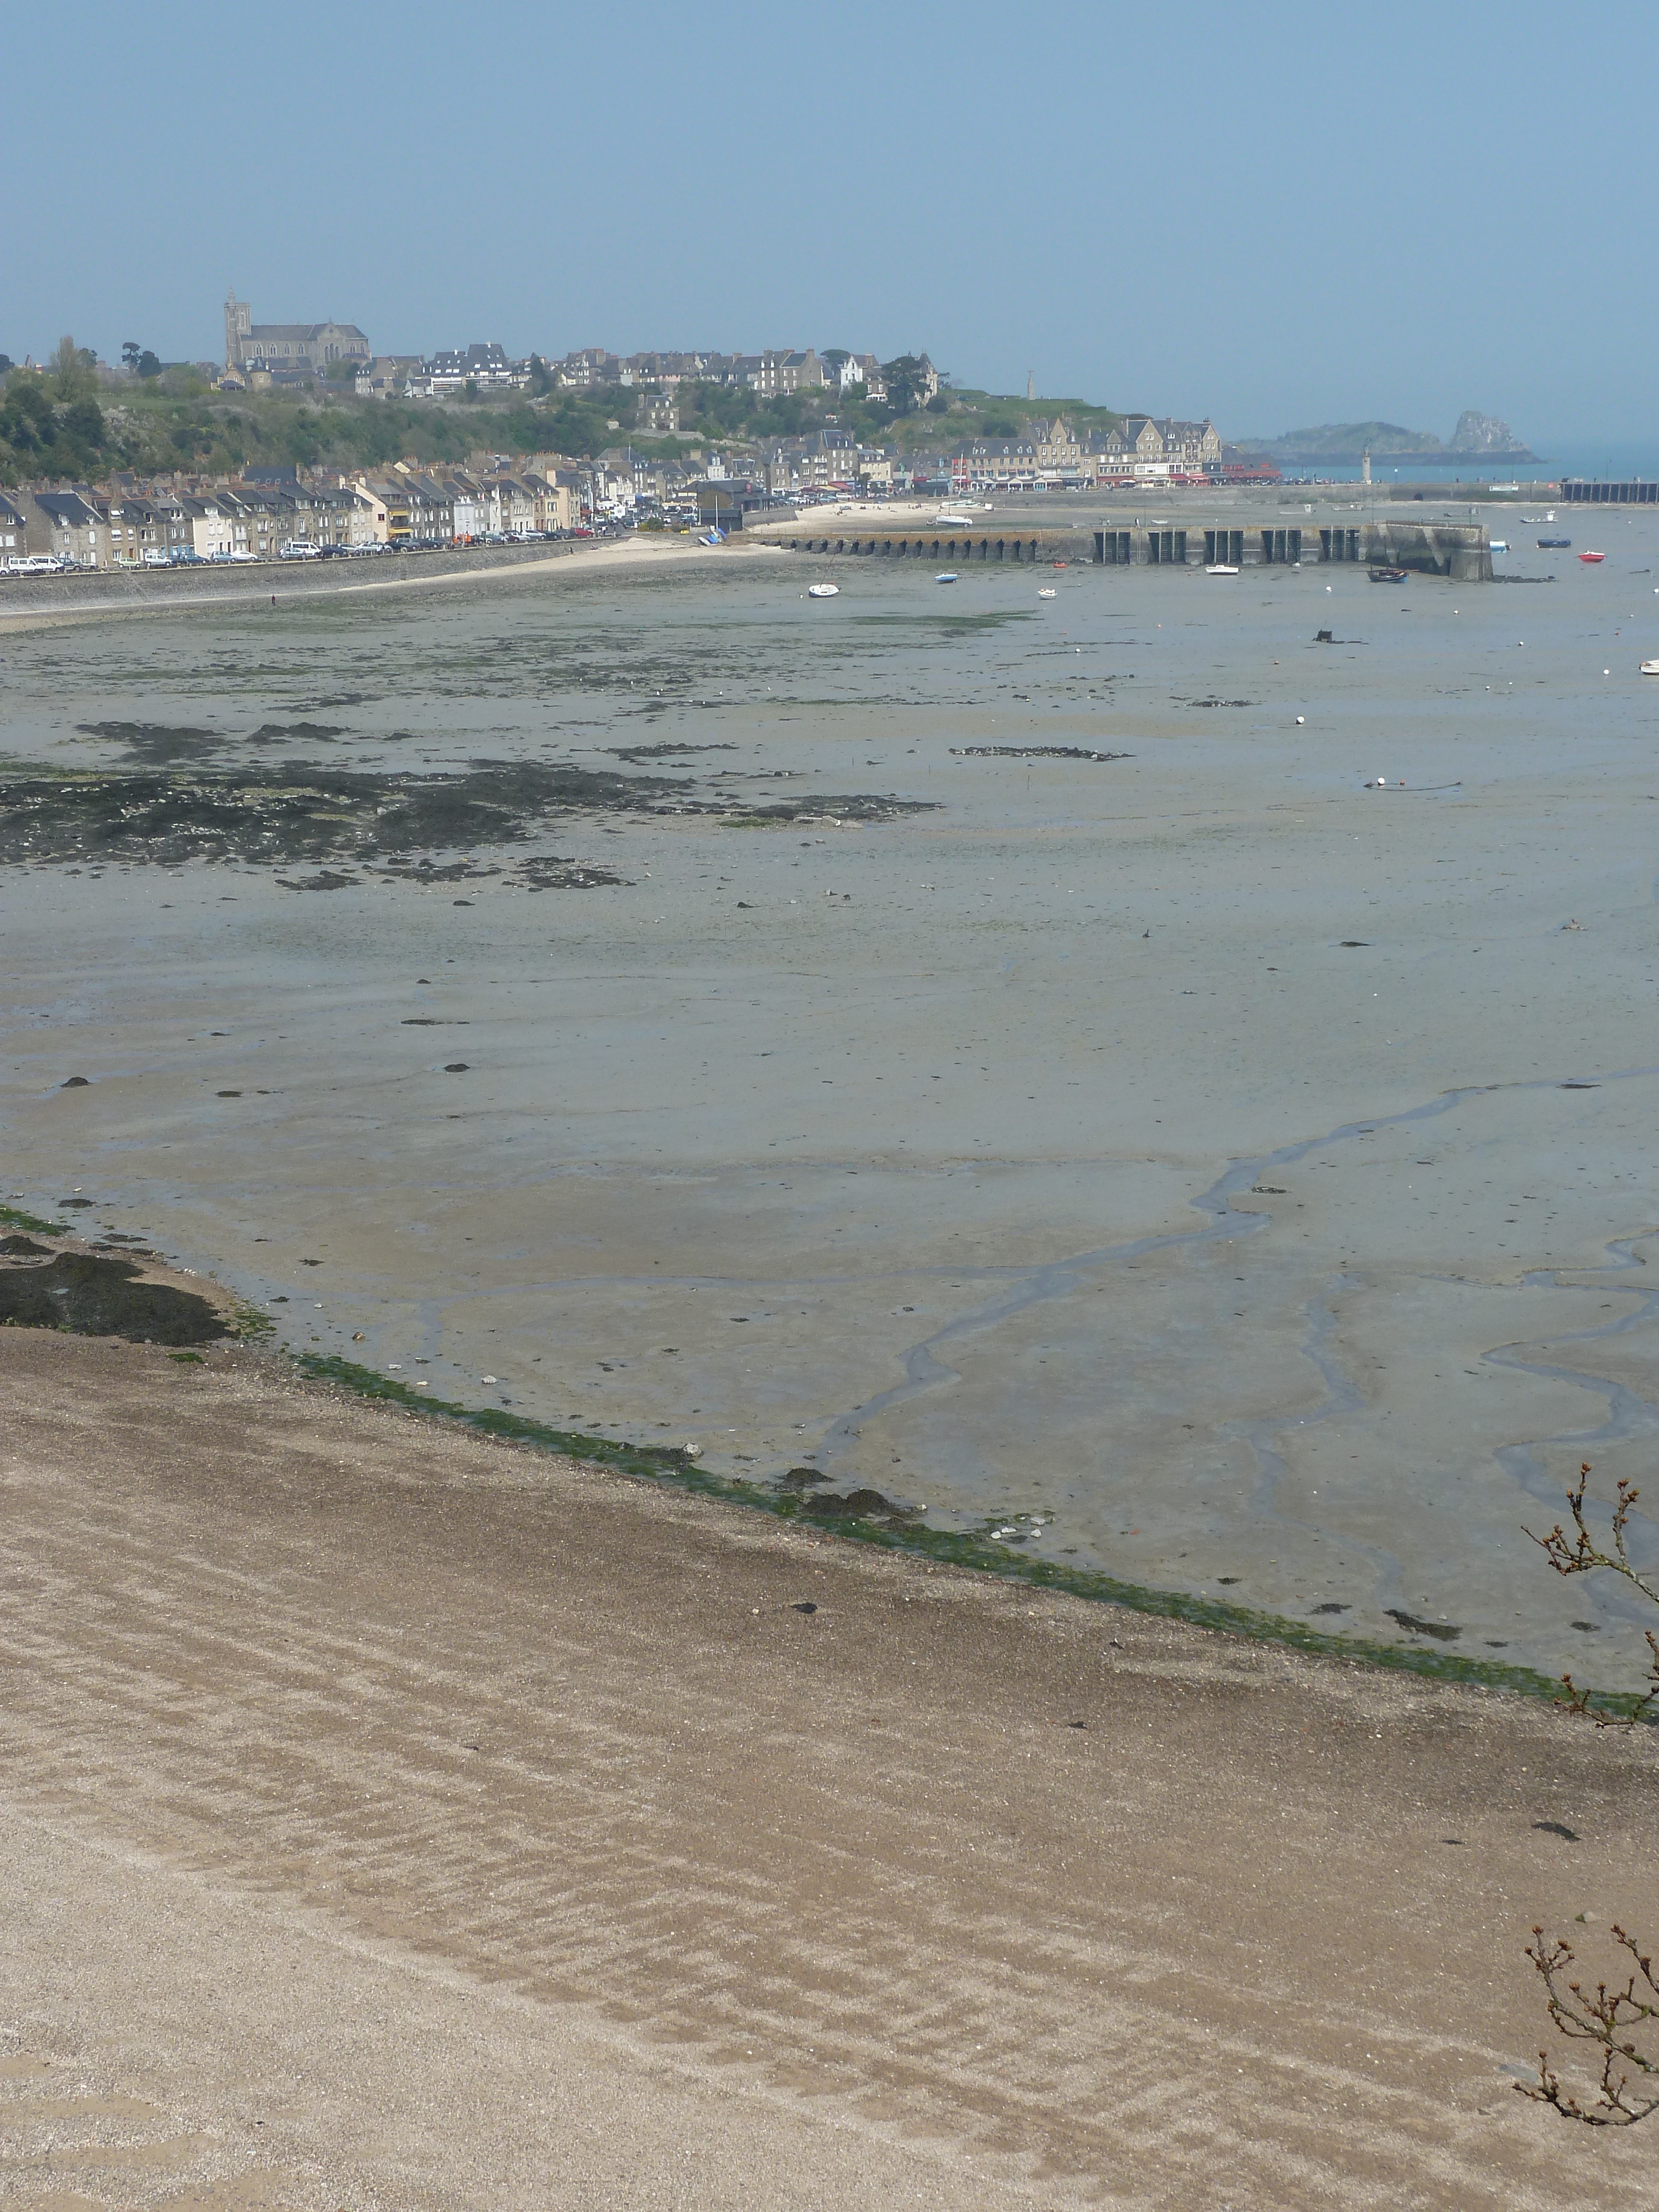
[3,525,1659,1682]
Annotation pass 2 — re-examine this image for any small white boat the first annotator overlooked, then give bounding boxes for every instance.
[1641,659,1659,676]
[933,512,975,526]
[935,571,958,584]
[1490,539,1508,553]
[1204,564,1239,576]
[807,581,839,598]
[1037,586,1057,599]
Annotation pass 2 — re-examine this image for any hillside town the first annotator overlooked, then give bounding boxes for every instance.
[0,293,1274,572]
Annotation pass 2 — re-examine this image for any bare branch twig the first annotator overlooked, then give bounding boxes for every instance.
[1520,1463,1659,2123]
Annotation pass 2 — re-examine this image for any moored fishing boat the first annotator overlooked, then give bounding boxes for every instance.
[1204,563,1239,576]
[807,582,839,598]
[1368,565,1408,583]
[1036,586,1057,598]
[1538,536,1571,549]
[1580,550,1605,563]
[935,571,958,584]
[1641,659,1659,676]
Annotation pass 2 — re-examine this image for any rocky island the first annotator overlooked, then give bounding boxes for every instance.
[1237,409,1537,466]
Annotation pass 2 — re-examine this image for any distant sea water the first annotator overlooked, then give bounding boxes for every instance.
[1282,440,1659,485]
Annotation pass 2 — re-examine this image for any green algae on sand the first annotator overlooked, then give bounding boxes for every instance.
[293,1353,1646,1719]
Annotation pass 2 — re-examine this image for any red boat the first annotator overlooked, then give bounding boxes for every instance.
[1580,550,1606,563]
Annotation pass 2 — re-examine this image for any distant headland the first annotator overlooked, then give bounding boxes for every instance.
[1234,411,1537,467]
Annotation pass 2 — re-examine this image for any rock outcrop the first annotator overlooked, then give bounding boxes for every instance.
[1446,410,1536,458]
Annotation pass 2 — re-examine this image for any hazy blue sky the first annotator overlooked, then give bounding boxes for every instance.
[5,1,1652,447]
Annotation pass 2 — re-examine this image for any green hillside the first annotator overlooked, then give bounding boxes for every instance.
[1,356,1125,486]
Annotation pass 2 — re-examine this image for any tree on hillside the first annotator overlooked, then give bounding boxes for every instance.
[1518,1463,1659,2124]
[51,335,97,403]
[880,355,930,414]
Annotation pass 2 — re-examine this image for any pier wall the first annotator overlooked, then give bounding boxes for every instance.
[752,519,1490,580]
[1559,481,1659,504]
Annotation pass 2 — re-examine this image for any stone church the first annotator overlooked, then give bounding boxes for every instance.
[223,289,371,376]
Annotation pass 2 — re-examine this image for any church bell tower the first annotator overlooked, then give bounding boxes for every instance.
[224,287,252,371]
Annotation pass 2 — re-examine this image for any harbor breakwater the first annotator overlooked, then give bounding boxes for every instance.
[750,515,1492,579]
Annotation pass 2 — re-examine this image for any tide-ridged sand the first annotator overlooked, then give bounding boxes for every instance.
[1,1328,1654,2209]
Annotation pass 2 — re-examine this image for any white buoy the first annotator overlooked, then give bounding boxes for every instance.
[1295,715,1305,725]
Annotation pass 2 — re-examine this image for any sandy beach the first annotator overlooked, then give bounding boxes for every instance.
[0,527,779,634]
[2,1325,1656,2209]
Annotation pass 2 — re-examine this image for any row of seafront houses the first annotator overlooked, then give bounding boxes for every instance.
[948,414,1232,492]
[749,416,1252,502]
[0,459,588,571]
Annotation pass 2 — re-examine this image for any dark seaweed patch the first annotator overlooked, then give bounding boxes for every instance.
[509,859,627,890]
[375,858,502,884]
[0,758,933,868]
[851,612,1030,632]
[75,721,225,764]
[800,1486,917,1524]
[720,794,934,827]
[0,1251,223,1344]
[609,741,739,763]
[1386,1608,1462,1642]
[950,746,1132,763]
[0,759,682,869]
